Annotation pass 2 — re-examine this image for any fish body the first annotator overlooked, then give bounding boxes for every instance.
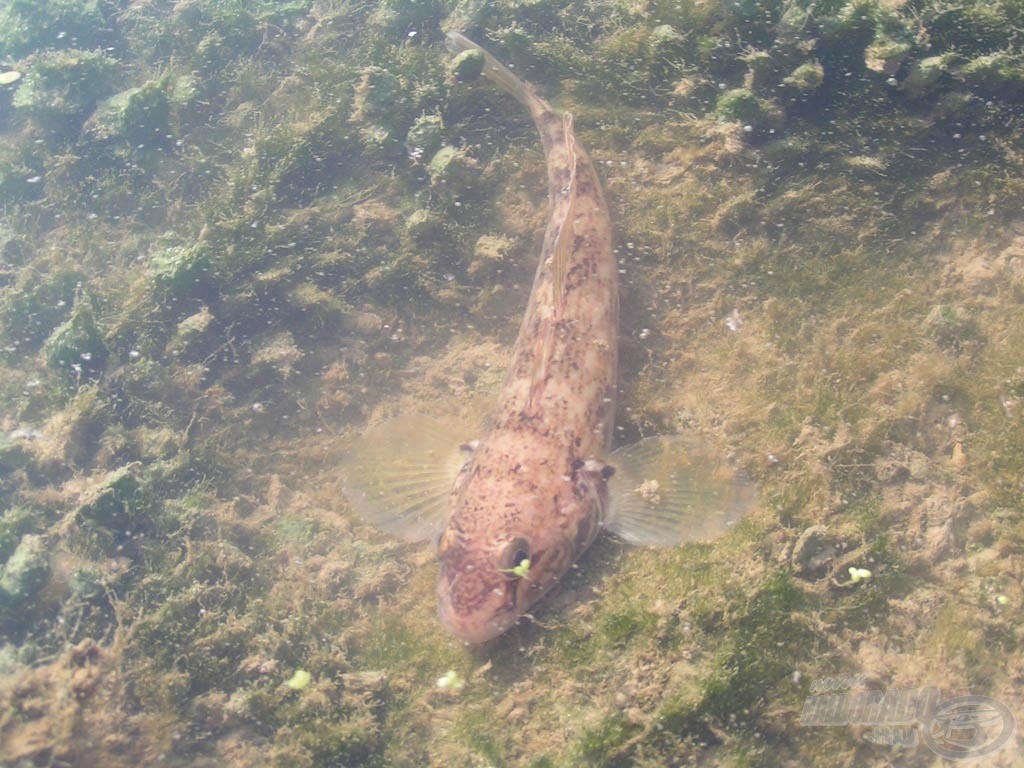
[438,33,618,642]
[339,36,754,644]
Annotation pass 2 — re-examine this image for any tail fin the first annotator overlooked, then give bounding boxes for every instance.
[446,32,538,112]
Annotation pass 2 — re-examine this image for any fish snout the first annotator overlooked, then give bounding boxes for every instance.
[437,578,518,643]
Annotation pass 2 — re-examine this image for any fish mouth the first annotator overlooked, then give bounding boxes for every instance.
[438,605,518,644]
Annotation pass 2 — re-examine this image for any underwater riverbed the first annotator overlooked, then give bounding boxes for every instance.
[0,0,1022,765]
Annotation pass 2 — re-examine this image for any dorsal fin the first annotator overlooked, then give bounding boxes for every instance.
[551,113,577,314]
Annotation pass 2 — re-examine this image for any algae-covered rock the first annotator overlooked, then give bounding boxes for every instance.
[790,525,836,578]
[12,49,118,126]
[648,24,688,85]
[448,48,484,84]
[82,81,171,146]
[960,51,1024,94]
[406,113,444,161]
[253,106,358,202]
[151,244,214,307]
[427,144,478,196]
[864,33,912,75]
[0,534,50,604]
[901,53,955,97]
[649,24,685,58]
[0,0,113,58]
[817,0,879,65]
[0,508,35,564]
[35,385,108,467]
[0,269,82,351]
[169,74,202,111]
[352,67,404,125]
[75,464,142,530]
[783,60,825,93]
[741,49,779,91]
[714,88,762,124]
[165,306,216,361]
[404,208,447,247]
[42,294,109,382]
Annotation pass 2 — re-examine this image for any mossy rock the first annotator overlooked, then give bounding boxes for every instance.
[0,534,50,604]
[169,74,202,111]
[448,49,484,84]
[817,0,880,68]
[783,60,825,93]
[742,49,780,90]
[150,244,215,307]
[901,53,955,97]
[12,49,118,127]
[165,306,217,361]
[352,67,404,125]
[960,51,1024,95]
[714,88,763,124]
[0,0,113,58]
[403,208,448,248]
[42,295,109,382]
[0,508,36,564]
[0,269,82,352]
[864,33,912,75]
[75,464,143,530]
[647,24,688,85]
[82,81,171,146]
[406,113,445,162]
[427,144,478,196]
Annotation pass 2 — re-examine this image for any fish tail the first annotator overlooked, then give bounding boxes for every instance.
[446,32,539,113]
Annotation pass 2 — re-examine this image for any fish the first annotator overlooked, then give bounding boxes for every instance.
[339,33,755,643]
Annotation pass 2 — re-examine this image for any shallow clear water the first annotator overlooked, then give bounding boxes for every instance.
[0,1,1021,765]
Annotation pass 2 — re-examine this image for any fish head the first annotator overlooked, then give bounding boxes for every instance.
[435,456,609,643]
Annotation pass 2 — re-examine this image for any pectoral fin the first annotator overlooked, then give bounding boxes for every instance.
[606,435,755,546]
[339,414,470,543]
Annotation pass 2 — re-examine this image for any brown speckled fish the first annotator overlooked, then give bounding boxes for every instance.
[340,34,755,643]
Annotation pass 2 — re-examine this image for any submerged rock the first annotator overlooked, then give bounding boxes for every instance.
[427,144,478,197]
[715,88,761,123]
[783,60,825,93]
[448,48,484,84]
[75,464,143,531]
[0,534,50,604]
[12,49,118,126]
[791,525,836,579]
[406,113,444,162]
[42,295,109,383]
[81,81,171,145]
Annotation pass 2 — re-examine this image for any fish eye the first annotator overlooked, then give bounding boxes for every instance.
[499,537,531,576]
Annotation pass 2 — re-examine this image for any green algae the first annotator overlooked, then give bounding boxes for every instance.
[12,49,118,128]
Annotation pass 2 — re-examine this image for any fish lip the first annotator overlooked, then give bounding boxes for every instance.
[438,604,516,643]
